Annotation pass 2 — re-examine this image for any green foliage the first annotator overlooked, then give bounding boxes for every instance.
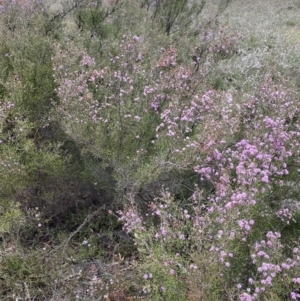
[5,34,56,123]
[152,0,196,35]
[212,76,225,90]
[77,5,105,36]
[0,202,24,235]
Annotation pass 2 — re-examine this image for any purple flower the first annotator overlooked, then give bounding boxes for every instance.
[133,35,140,42]
[161,227,167,236]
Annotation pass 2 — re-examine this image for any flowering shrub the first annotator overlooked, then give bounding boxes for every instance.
[0,0,300,300]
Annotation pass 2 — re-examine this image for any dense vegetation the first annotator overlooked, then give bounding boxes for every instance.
[0,0,300,300]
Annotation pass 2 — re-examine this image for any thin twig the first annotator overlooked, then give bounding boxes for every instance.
[46,205,105,258]
[62,205,105,254]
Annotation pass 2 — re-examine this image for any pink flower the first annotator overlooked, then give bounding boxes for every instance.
[225,201,235,210]
[133,35,140,42]
[291,292,300,300]
[248,278,254,284]
[161,227,167,236]
[239,292,253,301]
